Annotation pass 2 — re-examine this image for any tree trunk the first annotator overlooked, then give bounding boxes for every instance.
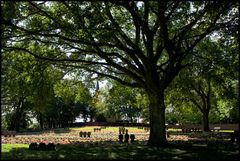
[39,113,44,129]
[147,92,168,146]
[53,120,56,128]
[15,102,24,132]
[9,97,24,132]
[90,114,94,122]
[47,116,51,129]
[203,111,210,132]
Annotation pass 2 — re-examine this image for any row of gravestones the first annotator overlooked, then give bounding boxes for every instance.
[2,130,16,137]
[119,134,135,143]
[137,127,150,132]
[79,131,91,137]
[119,127,150,134]
[94,128,101,132]
[119,127,127,134]
[144,127,150,132]
[182,128,201,133]
[93,126,108,132]
[29,142,56,151]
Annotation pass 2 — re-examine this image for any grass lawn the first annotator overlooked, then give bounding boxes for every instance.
[214,130,235,133]
[70,127,234,133]
[1,142,239,160]
[70,126,143,132]
[2,126,238,160]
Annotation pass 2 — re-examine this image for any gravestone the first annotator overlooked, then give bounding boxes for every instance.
[4,131,9,137]
[213,127,221,132]
[79,131,83,137]
[182,129,185,133]
[12,131,16,137]
[166,132,170,138]
[83,132,87,137]
[119,127,126,134]
[119,129,121,135]
[144,127,149,132]
[87,132,91,137]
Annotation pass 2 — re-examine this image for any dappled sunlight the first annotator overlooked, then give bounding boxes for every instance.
[2,138,239,160]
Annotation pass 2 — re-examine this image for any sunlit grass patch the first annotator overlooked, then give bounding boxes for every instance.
[218,130,234,133]
[70,126,144,132]
[167,128,182,132]
[1,144,28,152]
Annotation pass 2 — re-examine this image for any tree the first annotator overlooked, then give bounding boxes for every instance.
[1,50,36,131]
[166,37,238,131]
[1,47,65,130]
[96,81,144,122]
[2,1,237,146]
[53,79,95,122]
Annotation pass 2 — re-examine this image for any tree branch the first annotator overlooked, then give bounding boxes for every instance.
[2,46,108,66]
[59,64,142,88]
[186,1,234,53]
[3,18,117,48]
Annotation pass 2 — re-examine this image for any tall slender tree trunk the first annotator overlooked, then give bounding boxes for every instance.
[53,120,56,128]
[147,91,168,146]
[39,113,44,129]
[90,114,94,122]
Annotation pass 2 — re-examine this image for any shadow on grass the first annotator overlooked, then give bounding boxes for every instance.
[16,128,72,136]
[53,128,71,134]
[1,140,239,160]
[16,131,45,136]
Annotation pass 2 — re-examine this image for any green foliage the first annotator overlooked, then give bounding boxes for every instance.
[165,36,238,125]
[1,46,95,129]
[94,81,147,122]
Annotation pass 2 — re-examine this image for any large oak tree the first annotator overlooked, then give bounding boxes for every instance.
[2,1,238,146]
